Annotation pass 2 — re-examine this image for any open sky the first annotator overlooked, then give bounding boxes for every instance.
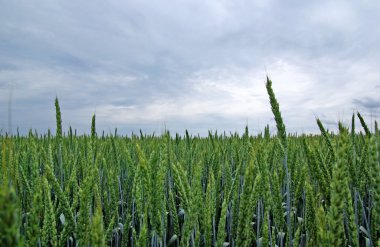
[1,0,379,136]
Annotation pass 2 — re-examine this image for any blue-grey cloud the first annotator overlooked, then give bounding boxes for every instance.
[353,97,380,110]
[0,0,379,135]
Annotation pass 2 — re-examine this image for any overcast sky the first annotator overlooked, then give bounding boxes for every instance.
[1,0,379,136]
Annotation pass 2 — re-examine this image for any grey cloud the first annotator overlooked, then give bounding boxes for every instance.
[353,97,380,110]
[0,0,379,135]
[319,119,339,127]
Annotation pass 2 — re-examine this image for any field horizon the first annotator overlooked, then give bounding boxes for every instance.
[1,77,379,246]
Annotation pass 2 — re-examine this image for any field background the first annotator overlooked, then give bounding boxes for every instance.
[1,79,380,247]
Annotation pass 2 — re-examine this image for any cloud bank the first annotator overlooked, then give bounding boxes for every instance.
[1,0,379,135]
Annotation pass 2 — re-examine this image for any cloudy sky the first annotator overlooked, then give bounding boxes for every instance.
[0,0,379,136]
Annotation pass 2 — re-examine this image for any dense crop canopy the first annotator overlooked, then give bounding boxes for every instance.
[0,78,379,247]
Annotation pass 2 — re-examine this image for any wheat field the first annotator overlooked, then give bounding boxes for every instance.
[1,77,379,246]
